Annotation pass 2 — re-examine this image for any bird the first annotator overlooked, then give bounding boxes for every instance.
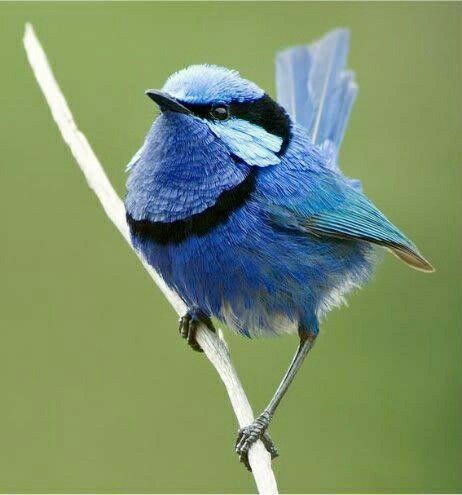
[124,28,433,469]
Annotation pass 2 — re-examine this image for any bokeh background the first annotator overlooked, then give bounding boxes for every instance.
[1,2,461,493]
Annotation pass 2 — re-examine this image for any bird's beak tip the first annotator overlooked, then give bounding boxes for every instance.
[145,89,160,100]
[145,90,191,115]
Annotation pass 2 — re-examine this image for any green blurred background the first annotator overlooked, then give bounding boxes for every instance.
[1,2,461,493]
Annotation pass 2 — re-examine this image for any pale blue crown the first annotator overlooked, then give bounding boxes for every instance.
[162,64,264,104]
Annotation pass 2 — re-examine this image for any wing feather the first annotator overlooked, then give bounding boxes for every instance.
[271,179,434,272]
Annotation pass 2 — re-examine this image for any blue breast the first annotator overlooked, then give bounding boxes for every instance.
[126,121,375,338]
[125,112,251,223]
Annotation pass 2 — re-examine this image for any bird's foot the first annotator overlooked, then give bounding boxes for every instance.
[178,307,215,352]
[235,411,278,471]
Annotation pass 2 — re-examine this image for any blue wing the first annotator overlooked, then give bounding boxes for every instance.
[275,29,357,159]
[274,31,432,271]
[270,175,434,272]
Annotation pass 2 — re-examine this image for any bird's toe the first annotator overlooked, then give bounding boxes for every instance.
[178,307,216,352]
[234,418,277,471]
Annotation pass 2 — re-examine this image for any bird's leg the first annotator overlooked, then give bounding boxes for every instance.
[235,327,317,469]
[178,307,216,352]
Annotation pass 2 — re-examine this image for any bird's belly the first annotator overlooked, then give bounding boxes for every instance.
[131,204,375,337]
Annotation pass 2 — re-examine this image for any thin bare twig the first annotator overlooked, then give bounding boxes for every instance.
[23,23,278,494]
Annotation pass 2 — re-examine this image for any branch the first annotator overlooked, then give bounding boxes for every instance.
[23,23,278,494]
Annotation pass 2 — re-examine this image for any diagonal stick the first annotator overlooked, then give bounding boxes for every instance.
[23,23,278,495]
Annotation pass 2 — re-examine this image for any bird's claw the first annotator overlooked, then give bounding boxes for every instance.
[235,412,278,471]
[261,431,279,460]
[178,307,215,352]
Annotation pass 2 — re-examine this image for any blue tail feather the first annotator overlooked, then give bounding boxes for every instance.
[275,29,358,158]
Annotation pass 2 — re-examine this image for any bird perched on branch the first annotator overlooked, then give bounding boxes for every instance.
[125,29,433,469]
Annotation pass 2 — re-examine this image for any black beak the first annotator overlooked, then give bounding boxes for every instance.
[145,90,191,115]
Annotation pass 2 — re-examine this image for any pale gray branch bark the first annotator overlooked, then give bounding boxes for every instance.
[23,23,278,495]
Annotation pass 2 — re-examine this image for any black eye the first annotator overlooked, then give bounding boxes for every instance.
[210,105,229,121]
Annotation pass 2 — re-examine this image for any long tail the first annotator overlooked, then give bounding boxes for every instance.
[275,29,357,156]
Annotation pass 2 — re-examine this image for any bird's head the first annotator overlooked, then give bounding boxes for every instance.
[145,64,291,167]
[126,65,292,224]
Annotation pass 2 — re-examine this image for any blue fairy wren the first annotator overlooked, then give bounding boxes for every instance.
[125,29,433,469]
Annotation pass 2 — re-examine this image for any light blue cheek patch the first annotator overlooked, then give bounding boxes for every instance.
[207,118,283,167]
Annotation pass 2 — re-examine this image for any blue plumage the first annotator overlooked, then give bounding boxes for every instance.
[128,121,376,337]
[126,112,249,223]
[126,29,432,340]
[125,28,433,465]
[208,117,283,167]
[163,64,263,104]
[276,29,357,152]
